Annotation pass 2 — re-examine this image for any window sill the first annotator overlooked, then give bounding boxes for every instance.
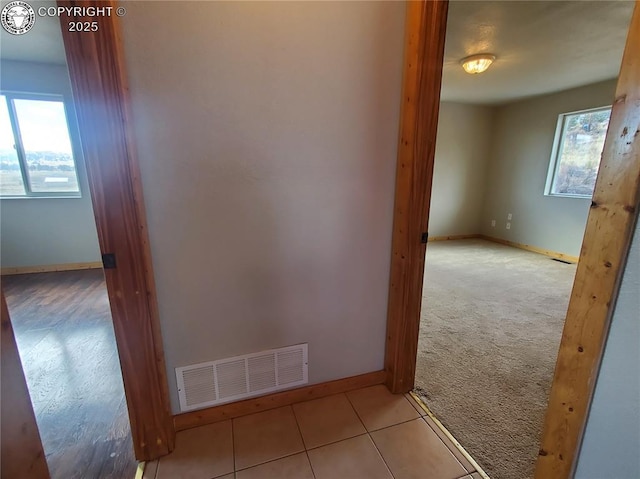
[0,194,82,200]
[544,193,592,199]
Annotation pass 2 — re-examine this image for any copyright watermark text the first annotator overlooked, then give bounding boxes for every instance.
[37,5,126,18]
[1,1,126,35]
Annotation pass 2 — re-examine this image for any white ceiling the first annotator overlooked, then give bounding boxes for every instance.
[441,1,635,104]
[0,1,635,105]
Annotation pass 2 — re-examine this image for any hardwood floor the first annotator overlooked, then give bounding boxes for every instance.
[2,269,137,479]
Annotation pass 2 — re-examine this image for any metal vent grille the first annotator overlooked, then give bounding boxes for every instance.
[182,365,216,407]
[176,343,308,412]
[248,354,276,392]
[216,359,247,399]
[278,349,305,385]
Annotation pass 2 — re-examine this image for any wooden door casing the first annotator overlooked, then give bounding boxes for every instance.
[56,0,175,460]
[384,0,449,393]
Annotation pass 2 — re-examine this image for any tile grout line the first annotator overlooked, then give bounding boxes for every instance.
[345,388,425,434]
[411,404,474,473]
[290,404,310,451]
[233,406,307,475]
[409,392,491,479]
[367,430,397,479]
[343,390,397,479]
[305,431,368,452]
[234,451,302,474]
[231,418,237,474]
[304,449,318,479]
[176,388,480,479]
[149,457,159,479]
[365,393,430,479]
[343,390,368,433]
[420,414,476,475]
[367,415,426,434]
[290,403,318,479]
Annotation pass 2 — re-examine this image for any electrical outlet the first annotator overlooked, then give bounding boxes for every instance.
[506,222,511,230]
[507,213,513,220]
[491,219,496,227]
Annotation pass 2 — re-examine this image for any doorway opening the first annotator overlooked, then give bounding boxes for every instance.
[0,10,137,479]
[2,272,136,478]
[411,2,634,479]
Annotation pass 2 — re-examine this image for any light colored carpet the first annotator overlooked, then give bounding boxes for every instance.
[414,239,576,479]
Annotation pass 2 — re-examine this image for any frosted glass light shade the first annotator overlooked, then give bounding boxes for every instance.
[461,54,496,74]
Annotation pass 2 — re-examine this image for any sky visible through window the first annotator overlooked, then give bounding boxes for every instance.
[0,95,79,196]
[550,107,611,197]
[14,99,74,153]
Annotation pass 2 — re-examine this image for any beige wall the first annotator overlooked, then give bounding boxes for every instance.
[120,1,405,413]
[575,213,640,478]
[0,61,100,268]
[481,79,617,256]
[428,102,493,237]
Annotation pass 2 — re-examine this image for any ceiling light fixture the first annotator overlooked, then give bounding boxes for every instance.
[460,54,496,74]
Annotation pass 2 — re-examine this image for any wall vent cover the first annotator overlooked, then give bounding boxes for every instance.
[176,343,308,412]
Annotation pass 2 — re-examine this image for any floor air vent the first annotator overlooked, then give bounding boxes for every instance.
[176,344,308,412]
[551,258,574,264]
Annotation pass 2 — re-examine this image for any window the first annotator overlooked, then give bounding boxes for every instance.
[545,106,611,198]
[0,93,80,197]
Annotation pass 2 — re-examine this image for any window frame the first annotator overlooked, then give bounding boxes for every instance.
[0,91,82,199]
[544,105,612,199]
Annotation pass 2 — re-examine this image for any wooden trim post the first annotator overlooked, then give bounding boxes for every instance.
[535,3,640,477]
[57,0,175,460]
[384,0,448,393]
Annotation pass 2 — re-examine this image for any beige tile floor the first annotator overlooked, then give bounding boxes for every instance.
[143,385,484,479]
